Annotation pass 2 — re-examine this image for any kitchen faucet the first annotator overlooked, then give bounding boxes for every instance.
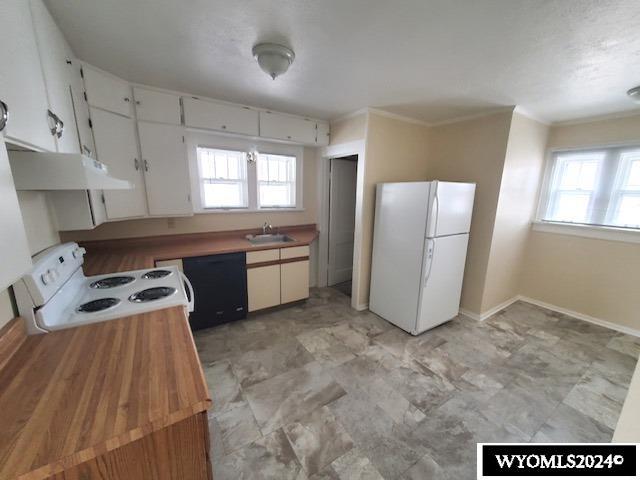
[262,221,273,235]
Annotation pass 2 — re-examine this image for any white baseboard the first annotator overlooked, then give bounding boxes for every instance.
[355,302,369,312]
[459,296,521,322]
[518,296,640,338]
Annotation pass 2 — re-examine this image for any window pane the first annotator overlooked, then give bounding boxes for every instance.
[612,195,640,228]
[203,182,245,208]
[257,153,296,207]
[559,158,599,190]
[549,192,591,223]
[259,183,294,207]
[197,147,246,180]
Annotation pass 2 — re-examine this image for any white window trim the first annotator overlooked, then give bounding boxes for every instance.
[186,132,304,213]
[535,143,640,244]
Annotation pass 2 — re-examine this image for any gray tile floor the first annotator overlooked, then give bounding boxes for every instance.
[194,288,639,480]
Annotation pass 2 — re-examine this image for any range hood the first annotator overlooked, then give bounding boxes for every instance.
[9,152,131,190]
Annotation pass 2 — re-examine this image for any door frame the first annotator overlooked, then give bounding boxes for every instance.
[318,139,367,310]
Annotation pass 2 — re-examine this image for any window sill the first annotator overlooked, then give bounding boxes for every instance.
[532,221,640,244]
[195,207,305,214]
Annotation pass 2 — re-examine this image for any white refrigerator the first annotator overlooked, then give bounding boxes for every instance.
[369,181,476,335]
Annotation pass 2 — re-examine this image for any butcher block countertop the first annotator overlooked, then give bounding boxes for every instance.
[80,223,319,275]
[0,224,318,479]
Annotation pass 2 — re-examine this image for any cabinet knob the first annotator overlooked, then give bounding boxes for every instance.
[134,158,140,171]
[0,100,8,132]
[135,100,141,105]
[287,135,292,139]
[221,125,227,130]
[124,97,130,102]
[143,159,149,172]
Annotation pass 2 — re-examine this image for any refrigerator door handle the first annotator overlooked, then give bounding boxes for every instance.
[423,239,435,287]
[429,189,439,237]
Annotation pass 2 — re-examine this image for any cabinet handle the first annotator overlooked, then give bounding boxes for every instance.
[0,100,8,132]
[124,97,130,103]
[47,110,59,136]
[134,158,140,170]
[55,118,64,138]
[143,159,149,172]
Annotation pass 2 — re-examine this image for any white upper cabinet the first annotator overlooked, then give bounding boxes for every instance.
[182,97,259,136]
[0,135,32,289]
[138,122,192,216]
[29,0,80,154]
[133,87,181,125]
[316,121,330,146]
[0,0,55,151]
[82,65,133,118]
[259,111,317,144]
[90,107,147,219]
[68,59,96,158]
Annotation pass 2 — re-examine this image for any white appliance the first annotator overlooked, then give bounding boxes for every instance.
[369,181,476,335]
[13,242,194,334]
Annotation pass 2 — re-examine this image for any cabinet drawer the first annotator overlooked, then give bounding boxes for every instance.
[155,258,184,272]
[259,111,317,144]
[246,249,280,264]
[182,97,259,136]
[280,245,309,260]
[281,260,309,304]
[247,265,281,311]
[134,87,181,124]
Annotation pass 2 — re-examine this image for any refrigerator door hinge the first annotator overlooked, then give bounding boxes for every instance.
[80,67,84,79]
[88,118,93,129]
[101,193,106,204]
[83,91,88,102]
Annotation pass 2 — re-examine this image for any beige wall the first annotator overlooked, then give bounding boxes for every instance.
[330,114,367,145]
[16,191,60,254]
[481,113,549,312]
[521,113,640,330]
[356,112,430,307]
[62,147,320,242]
[426,110,514,314]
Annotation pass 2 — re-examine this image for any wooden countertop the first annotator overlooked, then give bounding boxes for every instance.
[0,224,318,479]
[81,224,319,275]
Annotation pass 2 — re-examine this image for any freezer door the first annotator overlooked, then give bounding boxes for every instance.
[426,181,476,237]
[369,182,431,333]
[415,233,469,334]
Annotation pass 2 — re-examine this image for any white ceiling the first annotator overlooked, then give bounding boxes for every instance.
[45,0,640,124]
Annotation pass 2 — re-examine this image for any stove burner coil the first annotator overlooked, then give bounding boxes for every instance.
[128,287,177,303]
[76,297,121,313]
[141,270,173,280]
[89,276,135,289]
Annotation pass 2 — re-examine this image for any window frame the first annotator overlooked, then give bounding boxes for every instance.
[535,142,640,240]
[196,146,249,210]
[256,151,298,209]
[186,132,304,213]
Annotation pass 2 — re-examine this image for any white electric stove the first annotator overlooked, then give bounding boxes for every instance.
[13,242,194,334]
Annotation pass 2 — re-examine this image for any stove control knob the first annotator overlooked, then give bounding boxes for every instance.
[41,269,56,285]
[73,247,86,259]
[50,268,59,281]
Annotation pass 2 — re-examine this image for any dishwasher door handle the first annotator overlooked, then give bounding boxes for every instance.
[180,272,195,312]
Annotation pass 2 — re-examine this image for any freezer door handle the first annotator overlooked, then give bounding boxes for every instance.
[423,239,435,287]
[428,188,439,237]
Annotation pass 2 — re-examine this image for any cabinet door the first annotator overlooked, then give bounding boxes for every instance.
[68,59,96,158]
[259,111,317,144]
[134,87,181,124]
[0,135,32,290]
[316,121,330,146]
[138,122,191,216]
[247,265,280,312]
[29,0,80,154]
[91,108,147,219]
[82,65,132,117]
[281,260,309,304]
[0,0,55,151]
[182,97,259,136]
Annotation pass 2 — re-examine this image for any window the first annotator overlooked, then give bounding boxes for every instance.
[257,153,296,208]
[197,147,248,208]
[540,146,640,229]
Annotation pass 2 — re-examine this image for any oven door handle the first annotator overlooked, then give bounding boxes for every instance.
[180,272,195,312]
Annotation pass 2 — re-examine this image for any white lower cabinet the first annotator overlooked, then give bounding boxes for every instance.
[90,107,148,219]
[247,265,281,312]
[281,260,310,304]
[138,122,191,216]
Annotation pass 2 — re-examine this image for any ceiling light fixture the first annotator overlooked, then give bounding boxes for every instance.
[627,85,640,103]
[252,43,295,80]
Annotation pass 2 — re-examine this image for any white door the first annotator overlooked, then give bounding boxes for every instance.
[138,122,192,216]
[328,158,357,286]
[416,233,469,334]
[0,0,55,151]
[426,181,476,238]
[29,0,80,154]
[133,87,181,124]
[82,65,132,117]
[0,135,32,290]
[91,108,147,219]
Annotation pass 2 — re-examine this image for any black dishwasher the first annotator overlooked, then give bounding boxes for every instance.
[183,252,248,330]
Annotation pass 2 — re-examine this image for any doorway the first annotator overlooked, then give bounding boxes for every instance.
[327,155,358,297]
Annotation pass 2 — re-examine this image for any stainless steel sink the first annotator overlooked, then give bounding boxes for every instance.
[246,233,296,245]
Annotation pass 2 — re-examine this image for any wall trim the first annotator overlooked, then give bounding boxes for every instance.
[552,109,640,127]
[518,296,640,338]
[356,302,369,312]
[366,108,432,127]
[532,221,640,244]
[459,295,521,321]
[428,106,516,128]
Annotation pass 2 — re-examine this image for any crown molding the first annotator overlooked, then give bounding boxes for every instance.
[551,108,640,127]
